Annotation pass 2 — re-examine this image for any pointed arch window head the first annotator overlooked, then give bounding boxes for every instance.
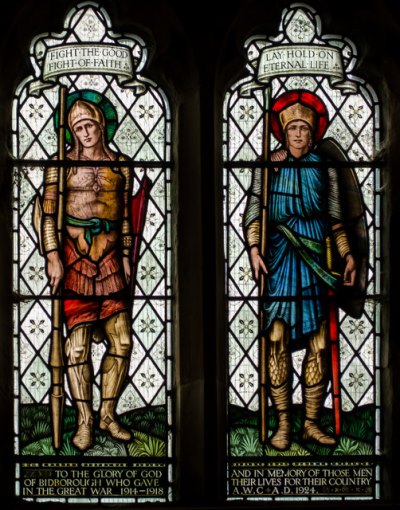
[13,2,174,504]
[223,2,382,502]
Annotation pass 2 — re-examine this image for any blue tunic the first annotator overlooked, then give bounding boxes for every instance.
[265,152,334,342]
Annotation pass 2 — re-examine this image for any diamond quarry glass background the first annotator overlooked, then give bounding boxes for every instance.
[223,3,381,501]
[12,2,173,504]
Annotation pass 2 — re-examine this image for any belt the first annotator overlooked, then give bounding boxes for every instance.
[277,224,338,290]
[66,215,120,246]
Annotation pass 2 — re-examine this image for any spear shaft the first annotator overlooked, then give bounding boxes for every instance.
[259,85,271,444]
[50,85,67,450]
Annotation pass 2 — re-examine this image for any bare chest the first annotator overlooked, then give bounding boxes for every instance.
[67,166,124,193]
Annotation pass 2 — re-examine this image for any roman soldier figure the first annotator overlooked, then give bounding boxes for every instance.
[243,90,365,450]
[41,98,135,451]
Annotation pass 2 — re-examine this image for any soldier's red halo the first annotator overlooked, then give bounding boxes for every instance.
[270,90,328,143]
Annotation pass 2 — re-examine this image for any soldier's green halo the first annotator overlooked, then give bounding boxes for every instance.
[54,89,118,145]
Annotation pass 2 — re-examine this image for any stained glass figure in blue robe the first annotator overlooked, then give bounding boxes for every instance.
[243,90,357,450]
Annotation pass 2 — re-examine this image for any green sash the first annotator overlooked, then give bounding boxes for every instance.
[66,215,120,246]
[277,224,338,290]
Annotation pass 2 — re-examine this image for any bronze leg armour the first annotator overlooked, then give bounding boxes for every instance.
[268,319,292,450]
[65,325,94,451]
[302,321,336,446]
[99,311,133,441]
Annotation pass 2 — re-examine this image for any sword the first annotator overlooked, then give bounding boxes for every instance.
[326,235,342,436]
[130,174,152,297]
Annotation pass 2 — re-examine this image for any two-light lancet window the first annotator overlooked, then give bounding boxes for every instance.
[12,1,383,505]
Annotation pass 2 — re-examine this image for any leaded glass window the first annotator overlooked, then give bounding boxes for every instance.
[223,3,382,501]
[12,2,173,503]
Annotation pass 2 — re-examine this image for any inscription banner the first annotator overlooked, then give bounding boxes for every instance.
[228,461,376,498]
[29,43,146,95]
[43,44,133,80]
[19,462,168,499]
[258,45,344,82]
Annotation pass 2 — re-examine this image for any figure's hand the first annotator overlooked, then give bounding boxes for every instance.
[46,251,64,295]
[272,149,288,172]
[272,149,288,161]
[343,253,356,286]
[123,256,131,285]
[250,246,268,281]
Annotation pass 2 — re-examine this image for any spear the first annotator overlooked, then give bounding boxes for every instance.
[259,85,271,444]
[49,85,67,450]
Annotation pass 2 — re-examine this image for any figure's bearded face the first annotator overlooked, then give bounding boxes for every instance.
[285,120,312,155]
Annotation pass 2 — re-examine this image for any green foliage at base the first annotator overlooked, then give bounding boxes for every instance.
[229,404,375,457]
[19,404,167,457]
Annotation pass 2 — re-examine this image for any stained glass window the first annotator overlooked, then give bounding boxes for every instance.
[12,2,173,504]
[223,3,382,502]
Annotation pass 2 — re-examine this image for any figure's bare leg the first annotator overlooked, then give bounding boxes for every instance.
[100,311,133,441]
[66,325,94,451]
[302,321,336,446]
[268,319,292,450]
